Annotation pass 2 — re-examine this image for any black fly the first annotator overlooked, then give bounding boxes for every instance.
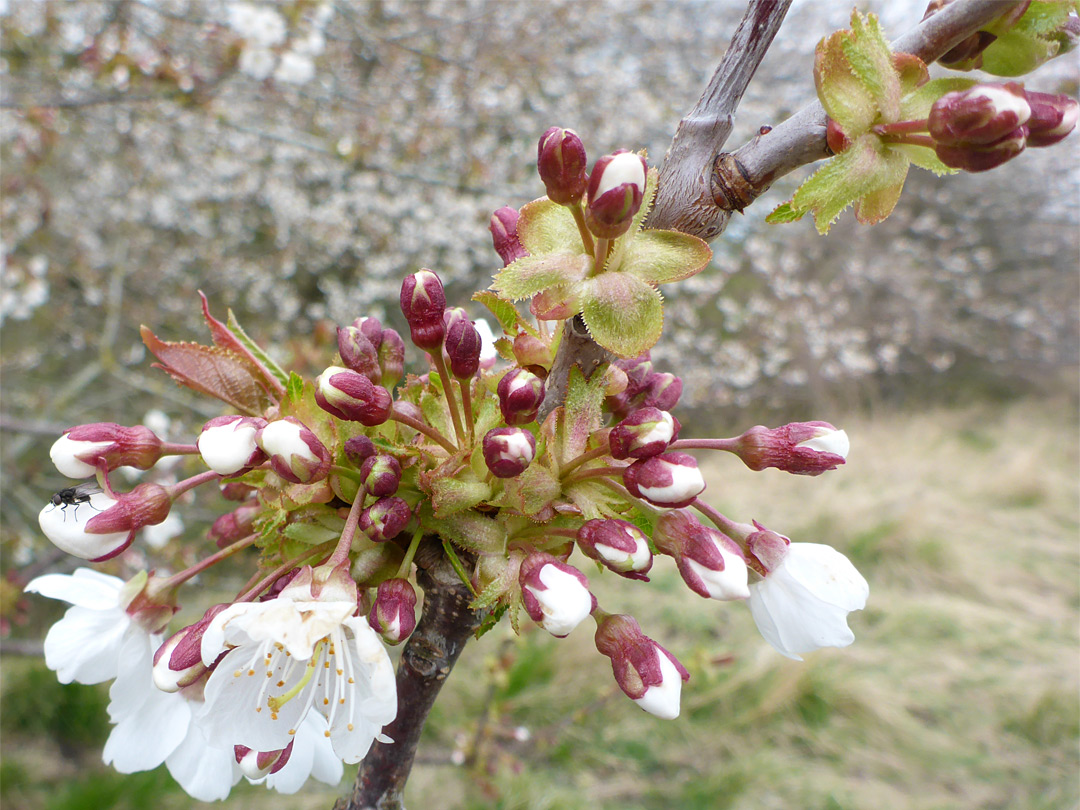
[50,483,104,521]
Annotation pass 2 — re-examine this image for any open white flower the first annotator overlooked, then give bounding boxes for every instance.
[198,564,397,763]
[747,540,869,661]
[258,711,344,794]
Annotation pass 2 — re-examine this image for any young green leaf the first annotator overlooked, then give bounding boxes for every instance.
[580,270,664,358]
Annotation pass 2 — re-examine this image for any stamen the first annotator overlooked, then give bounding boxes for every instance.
[267,639,325,712]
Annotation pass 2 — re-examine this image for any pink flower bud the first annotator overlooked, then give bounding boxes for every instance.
[255,417,331,484]
[235,741,293,780]
[609,408,680,460]
[577,519,653,579]
[353,315,384,348]
[39,482,172,561]
[497,368,545,426]
[367,578,417,645]
[623,452,705,509]
[642,372,682,412]
[338,325,382,382]
[378,328,407,389]
[734,421,849,476]
[512,333,551,369]
[594,613,689,719]
[400,269,447,350]
[315,366,393,426]
[519,552,595,637]
[444,308,482,379]
[934,125,1027,172]
[197,415,268,476]
[929,83,1030,146]
[152,604,228,691]
[537,126,588,205]
[359,496,411,541]
[343,435,377,467]
[584,150,648,239]
[50,423,165,478]
[360,454,402,497]
[490,206,527,266]
[208,503,259,548]
[1024,90,1079,147]
[653,510,749,600]
[220,480,257,501]
[482,427,536,478]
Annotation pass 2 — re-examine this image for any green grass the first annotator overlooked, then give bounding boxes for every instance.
[3,397,1078,809]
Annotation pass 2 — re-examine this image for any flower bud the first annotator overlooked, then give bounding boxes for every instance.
[519,552,595,637]
[934,125,1027,172]
[928,83,1030,146]
[220,480,257,501]
[338,325,382,382]
[482,427,536,478]
[360,454,402,497]
[152,604,228,691]
[367,578,417,645]
[50,423,165,478]
[315,366,393,426]
[609,408,680,460]
[537,126,588,205]
[197,415,268,476]
[444,308,482,379]
[208,503,259,548]
[642,372,682,412]
[359,496,411,542]
[39,482,172,561]
[594,613,689,719]
[584,150,648,239]
[255,417,331,484]
[399,269,446,350]
[1024,90,1079,147]
[353,315,384,348]
[577,519,653,580]
[490,206,527,266]
[734,421,849,476]
[623,452,705,509]
[234,741,293,780]
[497,368,545,426]
[653,510,749,600]
[378,328,407,389]
[343,435,377,467]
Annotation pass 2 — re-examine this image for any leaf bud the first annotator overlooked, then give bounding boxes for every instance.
[577,519,653,580]
[653,510,749,600]
[444,308,482,379]
[50,423,165,478]
[1024,90,1079,147]
[928,83,1030,146]
[497,368,545,426]
[338,326,382,382]
[399,269,447,350]
[490,206,527,266]
[255,417,331,484]
[378,328,407,389]
[537,126,588,205]
[197,415,268,476]
[584,150,648,239]
[343,435,377,467]
[315,366,393,426]
[594,613,689,719]
[482,427,536,479]
[623,452,705,509]
[367,578,417,645]
[519,552,595,637]
[359,496,411,542]
[360,454,402,497]
[733,421,849,476]
[609,408,680,460]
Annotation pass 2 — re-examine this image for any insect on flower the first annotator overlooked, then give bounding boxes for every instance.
[48,483,105,520]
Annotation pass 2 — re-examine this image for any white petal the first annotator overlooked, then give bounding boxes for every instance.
[474,318,498,363]
[38,493,129,559]
[198,421,260,476]
[799,429,850,459]
[41,605,130,684]
[165,719,241,801]
[687,555,750,601]
[263,712,328,794]
[784,543,869,610]
[594,152,646,198]
[324,619,397,764]
[528,566,592,637]
[633,651,682,719]
[25,568,124,608]
[50,435,111,478]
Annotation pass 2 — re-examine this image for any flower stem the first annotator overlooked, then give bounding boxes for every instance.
[327,486,368,567]
[691,498,741,537]
[396,524,425,580]
[871,118,929,136]
[160,442,200,457]
[159,533,258,591]
[668,437,738,452]
[458,379,475,445]
[430,352,466,448]
[391,407,457,455]
[167,469,221,499]
[592,237,611,274]
[878,133,936,148]
[560,446,611,477]
[563,464,626,485]
[235,541,337,602]
[570,203,596,255]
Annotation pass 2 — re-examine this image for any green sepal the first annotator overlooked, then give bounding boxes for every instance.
[980,1,1077,76]
[564,479,630,521]
[580,272,664,358]
[765,202,807,224]
[620,229,712,286]
[283,522,341,546]
[893,144,955,177]
[474,603,508,639]
[557,365,606,465]
[227,309,289,387]
[423,506,506,555]
[430,476,492,518]
[498,462,561,518]
[844,10,901,122]
[472,291,539,339]
[440,538,479,596]
[517,197,585,255]
[286,371,305,404]
[492,253,592,301]
[815,29,878,135]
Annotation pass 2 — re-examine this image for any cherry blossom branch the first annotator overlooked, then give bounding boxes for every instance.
[709,0,1025,220]
[336,538,484,810]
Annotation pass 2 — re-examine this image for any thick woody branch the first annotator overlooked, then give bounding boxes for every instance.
[336,539,483,810]
[712,0,1025,216]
